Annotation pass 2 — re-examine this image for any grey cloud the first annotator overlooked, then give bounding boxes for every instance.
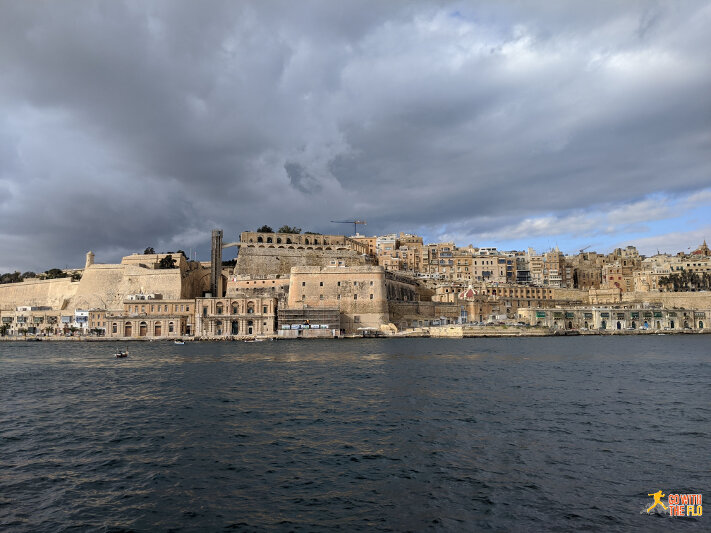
[0,0,709,271]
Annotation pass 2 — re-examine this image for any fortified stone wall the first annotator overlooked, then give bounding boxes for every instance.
[0,278,79,311]
[69,264,186,310]
[622,291,711,309]
[384,273,421,302]
[287,266,388,332]
[236,247,367,277]
[388,301,461,328]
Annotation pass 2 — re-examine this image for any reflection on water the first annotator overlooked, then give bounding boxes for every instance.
[0,337,708,531]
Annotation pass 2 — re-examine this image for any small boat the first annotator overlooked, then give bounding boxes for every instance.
[174,340,185,345]
[115,349,129,358]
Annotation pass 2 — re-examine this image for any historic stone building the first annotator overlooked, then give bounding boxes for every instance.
[104,298,195,338]
[194,296,277,338]
[519,306,707,332]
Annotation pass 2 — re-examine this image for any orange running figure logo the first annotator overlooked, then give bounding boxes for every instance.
[647,490,668,513]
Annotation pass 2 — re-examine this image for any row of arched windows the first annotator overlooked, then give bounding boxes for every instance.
[112,320,175,336]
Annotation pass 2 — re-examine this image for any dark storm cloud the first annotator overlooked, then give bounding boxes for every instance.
[0,0,709,270]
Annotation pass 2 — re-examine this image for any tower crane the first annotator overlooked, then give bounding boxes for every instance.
[331,220,367,236]
[579,245,591,254]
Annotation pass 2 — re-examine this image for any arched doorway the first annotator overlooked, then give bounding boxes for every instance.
[616,321,622,330]
[631,321,636,329]
[584,321,588,329]
[643,321,649,329]
[698,321,704,329]
[124,323,132,336]
[216,320,222,336]
[231,321,239,335]
[601,320,606,330]
[670,320,675,329]
[568,321,573,330]
[655,321,661,329]
[139,321,147,336]
[154,323,162,336]
[247,320,253,335]
[683,320,689,329]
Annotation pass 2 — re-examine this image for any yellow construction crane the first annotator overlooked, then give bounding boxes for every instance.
[331,220,367,235]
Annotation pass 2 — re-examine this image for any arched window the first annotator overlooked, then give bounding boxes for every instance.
[700,321,704,329]
[231,321,239,335]
[232,304,238,315]
[304,238,310,245]
[247,302,254,314]
[257,236,263,243]
[216,304,223,315]
[112,323,117,334]
[266,237,273,243]
[168,321,174,333]
[139,321,147,336]
[286,238,292,244]
[276,238,282,244]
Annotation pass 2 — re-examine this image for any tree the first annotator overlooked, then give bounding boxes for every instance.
[304,231,322,235]
[1,271,22,284]
[144,247,156,254]
[176,249,188,259]
[158,254,177,269]
[17,328,28,337]
[0,324,8,337]
[44,268,68,279]
[71,272,82,281]
[21,271,36,279]
[278,225,301,234]
[256,225,273,233]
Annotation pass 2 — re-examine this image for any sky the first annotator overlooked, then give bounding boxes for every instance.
[1,0,710,272]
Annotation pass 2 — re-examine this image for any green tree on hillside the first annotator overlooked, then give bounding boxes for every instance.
[278,225,301,234]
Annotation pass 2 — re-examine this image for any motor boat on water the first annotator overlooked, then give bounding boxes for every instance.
[174,340,185,345]
[114,349,129,358]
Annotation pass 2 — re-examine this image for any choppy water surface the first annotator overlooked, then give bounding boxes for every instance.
[1,337,708,531]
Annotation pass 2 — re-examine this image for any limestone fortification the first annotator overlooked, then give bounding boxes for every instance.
[0,277,79,311]
[0,252,210,312]
[235,247,368,277]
